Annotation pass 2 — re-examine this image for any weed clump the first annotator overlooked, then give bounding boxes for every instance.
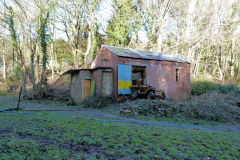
[81,96,116,109]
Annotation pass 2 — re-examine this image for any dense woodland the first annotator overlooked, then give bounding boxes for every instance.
[0,0,240,97]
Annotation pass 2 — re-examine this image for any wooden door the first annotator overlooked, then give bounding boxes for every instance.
[82,79,91,100]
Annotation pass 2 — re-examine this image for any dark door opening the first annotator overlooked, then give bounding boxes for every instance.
[132,66,146,85]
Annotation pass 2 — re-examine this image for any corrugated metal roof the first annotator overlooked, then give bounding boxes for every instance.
[103,45,189,63]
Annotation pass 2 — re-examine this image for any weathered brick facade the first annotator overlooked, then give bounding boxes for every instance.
[91,46,191,100]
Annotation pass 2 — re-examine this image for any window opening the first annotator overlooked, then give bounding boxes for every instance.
[176,69,180,82]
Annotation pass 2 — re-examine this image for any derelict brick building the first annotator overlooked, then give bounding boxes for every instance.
[65,45,190,104]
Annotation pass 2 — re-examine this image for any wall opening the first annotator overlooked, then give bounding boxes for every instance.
[132,66,146,85]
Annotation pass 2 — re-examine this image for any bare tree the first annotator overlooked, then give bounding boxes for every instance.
[58,0,101,68]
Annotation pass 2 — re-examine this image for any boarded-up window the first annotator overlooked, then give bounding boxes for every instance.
[102,71,113,96]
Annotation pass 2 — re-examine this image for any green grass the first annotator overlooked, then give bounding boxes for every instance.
[0,112,239,159]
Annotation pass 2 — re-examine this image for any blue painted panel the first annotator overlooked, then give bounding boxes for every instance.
[118,89,132,94]
[118,64,132,80]
[118,64,132,94]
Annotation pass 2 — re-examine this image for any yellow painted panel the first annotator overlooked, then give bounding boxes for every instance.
[126,81,132,90]
[118,79,126,89]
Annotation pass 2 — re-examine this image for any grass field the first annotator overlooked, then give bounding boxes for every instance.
[0,110,240,160]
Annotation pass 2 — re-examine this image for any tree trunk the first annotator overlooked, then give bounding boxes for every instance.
[2,26,7,82]
[217,45,224,81]
[40,38,48,94]
[36,55,40,91]
[157,19,163,52]
[50,43,55,80]
[38,7,50,95]
[2,54,6,82]
[230,40,234,78]
[85,30,92,67]
[187,45,193,62]
[235,60,240,80]
[30,53,37,93]
[19,49,27,97]
[72,48,78,68]
[193,49,203,77]
[51,5,56,79]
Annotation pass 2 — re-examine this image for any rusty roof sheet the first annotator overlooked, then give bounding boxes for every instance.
[63,67,112,75]
[103,45,189,63]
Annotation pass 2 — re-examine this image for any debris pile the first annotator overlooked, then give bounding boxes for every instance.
[120,92,240,123]
[120,99,175,117]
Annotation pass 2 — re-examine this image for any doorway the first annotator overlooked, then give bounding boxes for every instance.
[132,66,146,86]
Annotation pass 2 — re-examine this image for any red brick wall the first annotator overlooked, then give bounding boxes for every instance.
[118,57,191,100]
[92,46,191,100]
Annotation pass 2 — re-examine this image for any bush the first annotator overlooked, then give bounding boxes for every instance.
[120,92,240,123]
[191,79,218,95]
[81,96,116,109]
[191,79,240,95]
[177,98,240,122]
[217,84,240,94]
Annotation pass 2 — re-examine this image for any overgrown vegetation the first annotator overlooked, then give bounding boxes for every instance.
[120,91,240,123]
[191,79,240,95]
[0,112,239,159]
[81,96,116,109]
[79,80,240,123]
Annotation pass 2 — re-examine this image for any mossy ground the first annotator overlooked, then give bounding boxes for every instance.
[1,82,240,160]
